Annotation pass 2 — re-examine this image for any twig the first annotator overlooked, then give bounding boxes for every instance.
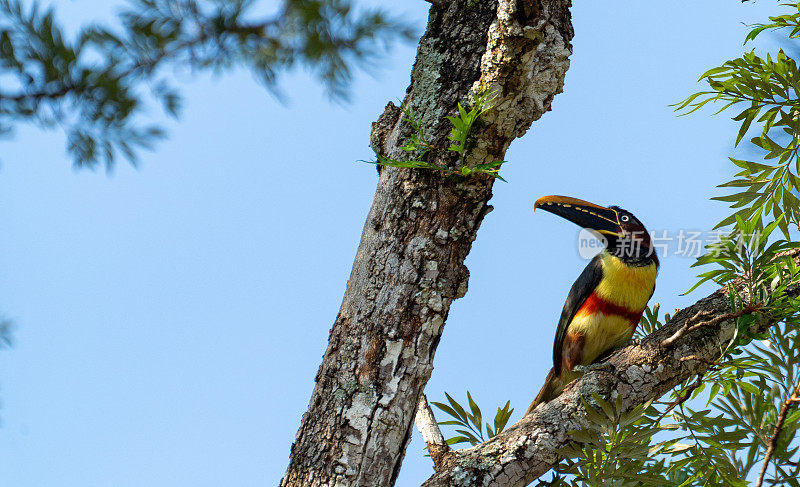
[679,355,720,367]
[415,393,451,470]
[654,371,707,425]
[661,303,762,348]
[755,385,800,487]
[679,401,722,477]
[653,355,720,424]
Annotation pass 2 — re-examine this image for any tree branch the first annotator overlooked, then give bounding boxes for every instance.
[415,394,451,470]
[756,384,800,487]
[661,302,762,347]
[421,251,800,487]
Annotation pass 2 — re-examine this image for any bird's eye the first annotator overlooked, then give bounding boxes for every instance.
[620,215,630,222]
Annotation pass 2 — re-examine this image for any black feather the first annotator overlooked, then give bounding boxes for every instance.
[552,254,604,376]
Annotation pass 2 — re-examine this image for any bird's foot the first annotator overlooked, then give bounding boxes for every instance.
[574,362,615,374]
[629,337,643,347]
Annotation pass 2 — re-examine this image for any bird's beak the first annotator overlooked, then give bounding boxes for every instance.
[534,195,623,237]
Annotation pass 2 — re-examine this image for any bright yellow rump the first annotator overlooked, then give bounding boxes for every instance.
[569,312,636,366]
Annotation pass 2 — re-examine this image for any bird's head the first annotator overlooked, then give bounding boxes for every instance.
[534,195,658,266]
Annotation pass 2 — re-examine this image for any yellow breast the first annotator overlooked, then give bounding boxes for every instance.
[594,252,657,311]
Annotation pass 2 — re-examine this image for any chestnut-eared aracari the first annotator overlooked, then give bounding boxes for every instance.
[525,196,659,415]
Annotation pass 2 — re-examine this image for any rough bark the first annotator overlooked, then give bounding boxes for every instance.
[420,251,800,487]
[280,1,573,486]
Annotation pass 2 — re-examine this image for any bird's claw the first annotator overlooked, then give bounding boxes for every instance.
[629,337,643,347]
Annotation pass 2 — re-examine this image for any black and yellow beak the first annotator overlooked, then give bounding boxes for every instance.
[534,195,623,237]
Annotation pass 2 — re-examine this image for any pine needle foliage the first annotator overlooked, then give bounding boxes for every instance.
[0,0,415,168]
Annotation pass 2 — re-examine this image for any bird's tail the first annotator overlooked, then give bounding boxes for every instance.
[525,368,559,416]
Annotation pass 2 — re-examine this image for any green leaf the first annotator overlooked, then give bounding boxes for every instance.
[445,392,470,423]
[455,428,481,445]
[432,401,463,424]
[446,435,472,446]
[466,391,482,433]
[738,381,762,397]
[494,401,513,435]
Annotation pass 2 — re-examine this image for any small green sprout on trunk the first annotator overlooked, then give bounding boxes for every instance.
[371,87,507,181]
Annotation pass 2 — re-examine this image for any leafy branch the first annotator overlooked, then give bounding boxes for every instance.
[431,391,513,447]
[674,3,800,237]
[635,303,673,339]
[745,3,800,43]
[554,395,677,487]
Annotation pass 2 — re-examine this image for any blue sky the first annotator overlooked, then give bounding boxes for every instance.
[0,1,784,485]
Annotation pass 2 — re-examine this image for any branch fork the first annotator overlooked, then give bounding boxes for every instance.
[661,302,763,348]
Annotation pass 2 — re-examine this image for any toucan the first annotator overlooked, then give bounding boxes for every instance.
[525,195,658,415]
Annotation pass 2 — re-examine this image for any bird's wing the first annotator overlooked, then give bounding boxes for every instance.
[552,253,604,377]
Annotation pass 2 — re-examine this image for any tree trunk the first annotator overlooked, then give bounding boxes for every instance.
[280,1,573,486]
